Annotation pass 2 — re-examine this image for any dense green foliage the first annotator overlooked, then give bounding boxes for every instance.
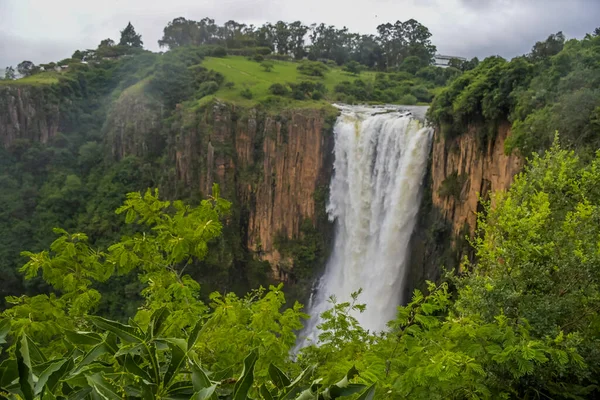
[429,32,600,155]
[1,140,600,398]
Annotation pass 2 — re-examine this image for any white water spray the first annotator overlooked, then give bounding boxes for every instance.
[301,105,433,343]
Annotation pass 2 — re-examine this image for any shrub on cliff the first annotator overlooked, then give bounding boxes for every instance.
[198,80,219,98]
[240,87,253,99]
[269,83,289,96]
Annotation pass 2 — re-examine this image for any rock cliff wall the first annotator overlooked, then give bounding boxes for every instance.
[173,101,336,279]
[0,86,60,148]
[407,122,522,296]
[104,82,163,161]
[431,122,523,238]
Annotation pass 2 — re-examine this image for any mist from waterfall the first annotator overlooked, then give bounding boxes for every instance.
[300,105,433,344]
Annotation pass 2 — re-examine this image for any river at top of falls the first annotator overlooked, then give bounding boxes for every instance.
[298,104,433,346]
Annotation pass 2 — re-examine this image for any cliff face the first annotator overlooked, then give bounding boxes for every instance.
[104,82,163,161]
[174,101,335,279]
[430,122,522,239]
[406,122,522,297]
[0,86,60,148]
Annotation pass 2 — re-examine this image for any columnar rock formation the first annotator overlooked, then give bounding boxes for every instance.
[168,101,335,278]
[0,86,60,148]
[430,122,523,238]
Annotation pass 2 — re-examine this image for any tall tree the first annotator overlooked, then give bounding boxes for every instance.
[529,31,565,62]
[159,17,216,48]
[402,19,436,64]
[4,66,16,80]
[377,19,435,69]
[272,21,291,55]
[255,23,275,50]
[99,38,115,47]
[119,22,143,48]
[221,20,247,48]
[17,61,37,77]
[288,21,308,59]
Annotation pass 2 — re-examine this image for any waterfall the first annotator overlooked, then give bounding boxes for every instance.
[300,105,433,344]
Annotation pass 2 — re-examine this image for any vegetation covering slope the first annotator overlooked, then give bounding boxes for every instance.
[429,30,600,156]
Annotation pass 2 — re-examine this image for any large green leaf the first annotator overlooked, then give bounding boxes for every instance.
[64,331,103,347]
[66,387,93,400]
[0,358,18,389]
[295,378,323,400]
[193,384,217,400]
[162,339,187,386]
[355,384,376,400]
[148,307,170,338]
[72,342,111,374]
[0,319,10,346]
[114,343,144,357]
[324,383,366,399]
[319,366,362,399]
[25,335,47,365]
[191,363,213,392]
[85,373,122,399]
[260,384,275,400]
[89,316,143,343]
[280,365,315,399]
[35,358,74,396]
[268,364,291,389]
[121,355,153,384]
[232,349,258,400]
[187,319,205,351]
[212,366,233,381]
[16,334,35,400]
[164,380,195,399]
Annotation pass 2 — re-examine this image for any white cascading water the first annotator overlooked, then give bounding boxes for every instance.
[300,105,433,344]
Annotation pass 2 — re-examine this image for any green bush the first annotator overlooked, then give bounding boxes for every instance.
[288,81,327,100]
[240,88,253,99]
[261,61,274,72]
[344,61,362,75]
[210,45,228,57]
[269,83,289,96]
[411,85,433,103]
[398,93,418,105]
[438,171,467,199]
[198,80,219,97]
[399,55,424,74]
[297,60,329,77]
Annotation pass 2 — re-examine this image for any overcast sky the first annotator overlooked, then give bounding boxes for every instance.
[1,0,599,70]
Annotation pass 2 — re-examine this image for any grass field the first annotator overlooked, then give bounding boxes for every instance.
[200,56,376,106]
[0,72,61,86]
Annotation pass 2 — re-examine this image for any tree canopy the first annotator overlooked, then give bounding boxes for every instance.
[119,22,143,48]
[158,17,436,70]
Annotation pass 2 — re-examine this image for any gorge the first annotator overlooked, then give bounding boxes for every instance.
[0,83,523,312]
